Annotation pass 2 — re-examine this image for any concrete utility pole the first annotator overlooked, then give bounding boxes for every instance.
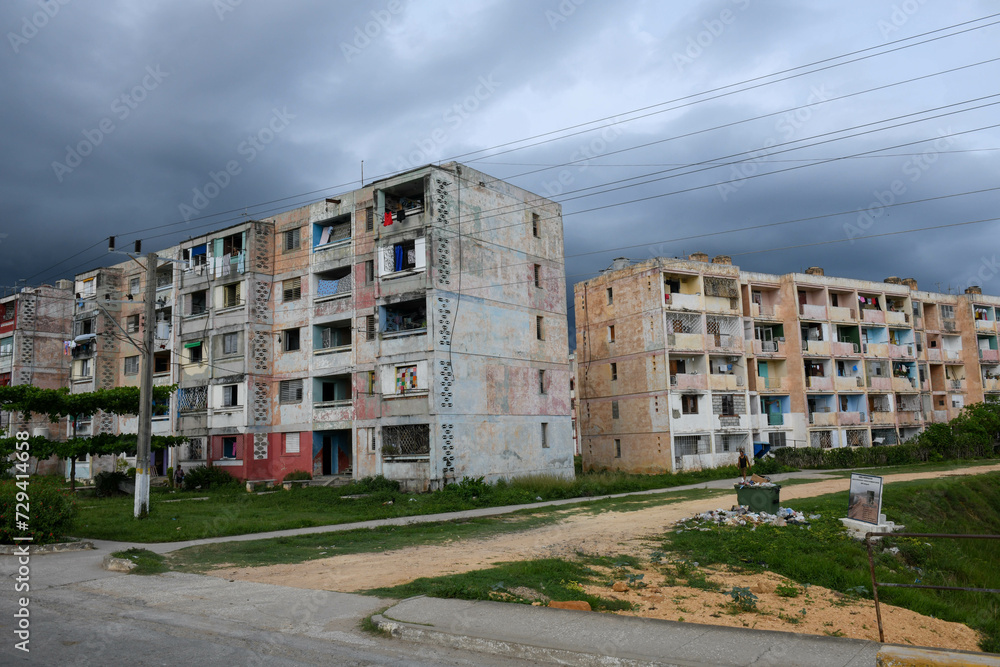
[134,252,157,518]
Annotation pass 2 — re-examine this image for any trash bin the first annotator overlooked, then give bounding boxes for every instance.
[735,484,781,514]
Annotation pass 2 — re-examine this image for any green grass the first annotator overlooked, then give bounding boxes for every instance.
[664,472,1000,652]
[167,488,725,571]
[365,557,633,612]
[819,458,999,478]
[111,548,167,575]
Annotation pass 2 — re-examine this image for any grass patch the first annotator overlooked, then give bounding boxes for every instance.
[664,472,1000,652]
[111,548,167,575]
[359,606,393,637]
[365,558,633,612]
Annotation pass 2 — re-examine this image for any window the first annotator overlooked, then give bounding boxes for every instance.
[189,290,207,316]
[382,424,430,457]
[223,283,241,308]
[681,394,698,414]
[365,206,374,232]
[222,332,239,356]
[75,318,94,336]
[720,394,735,416]
[186,341,203,364]
[1,337,14,357]
[284,228,301,251]
[222,384,239,407]
[126,314,140,333]
[128,277,141,296]
[532,212,540,237]
[534,264,541,288]
[380,238,424,274]
[316,266,352,298]
[73,359,91,377]
[77,277,96,298]
[153,351,170,374]
[222,436,237,459]
[284,432,300,454]
[0,304,13,322]
[279,379,303,403]
[614,438,621,458]
[610,362,618,381]
[607,287,613,304]
[541,422,549,448]
[396,365,417,393]
[382,299,427,334]
[366,371,376,395]
[768,432,787,448]
[283,277,301,302]
[314,215,351,247]
[940,305,955,320]
[608,325,615,343]
[219,232,243,256]
[539,369,547,394]
[612,400,620,419]
[536,316,544,340]
[366,315,376,341]
[188,244,207,266]
[365,259,375,284]
[316,320,351,349]
[283,328,300,352]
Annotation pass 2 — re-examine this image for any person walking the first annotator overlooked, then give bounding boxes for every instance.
[737,448,750,483]
[174,463,185,489]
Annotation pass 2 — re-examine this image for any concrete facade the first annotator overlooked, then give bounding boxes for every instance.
[63,163,573,490]
[0,282,75,474]
[575,255,1000,473]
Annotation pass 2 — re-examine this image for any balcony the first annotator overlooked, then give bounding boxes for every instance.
[750,303,778,319]
[942,319,957,333]
[863,343,889,357]
[670,373,707,390]
[832,341,860,356]
[801,340,830,356]
[885,311,908,326]
[664,292,701,310]
[706,333,741,351]
[867,376,892,391]
[892,377,918,392]
[837,411,867,426]
[889,344,915,359]
[896,411,922,425]
[766,412,785,426]
[704,295,739,314]
[976,319,996,331]
[805,376,832,391]
[982,377,1000,392]
[753,339,784,356]
[943,349,962,361]
[862,309,886,324]
[870,411,895,425]
[979,349,1000,363]
[666,332,704,351]
[760,376,784,390]
[931,410,948,423]
[926,348,942,361]
[948,379,967,392]
[834,376,865,391]
[809,411,836,426]
[799,304,827,320]
[828,306,857,322]
[709,374,745,391]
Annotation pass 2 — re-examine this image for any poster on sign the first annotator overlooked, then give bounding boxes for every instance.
[847,473,883,524]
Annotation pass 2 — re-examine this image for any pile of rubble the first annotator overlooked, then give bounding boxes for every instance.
[734,473,778,489]
[675,506,819,530]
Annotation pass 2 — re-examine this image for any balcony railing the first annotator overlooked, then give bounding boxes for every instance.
[767,413,784,426]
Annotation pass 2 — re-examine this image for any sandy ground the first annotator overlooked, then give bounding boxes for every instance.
[206,464,999,650]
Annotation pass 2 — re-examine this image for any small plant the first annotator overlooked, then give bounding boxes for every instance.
[352,475,401,494]
[775,583,800,598]
[649,550,665,563]
[687,572,721,591]
[626,573,646,588]
[182,465,240,491]
[726,586,759,612]
[282,470,312,482]
[845,585,869,599]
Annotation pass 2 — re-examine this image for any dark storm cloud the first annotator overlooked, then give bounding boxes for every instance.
[1,0,998,331]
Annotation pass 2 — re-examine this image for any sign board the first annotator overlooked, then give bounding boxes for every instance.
[847,473,883,524]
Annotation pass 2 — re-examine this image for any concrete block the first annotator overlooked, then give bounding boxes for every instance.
[877,645,1000,666]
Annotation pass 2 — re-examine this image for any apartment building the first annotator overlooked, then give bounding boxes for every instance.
[1,282,75,474]
[68,162,574,490]
[575,254,1000,473]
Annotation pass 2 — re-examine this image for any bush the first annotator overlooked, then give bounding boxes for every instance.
[352,475,400,494]
[752,457,797,475]
[0,479,77,545]
[282,470,312,482]
[93,471,130,497]
[182,465,241,491]
[443,476,491,500]
[126,467,136,479]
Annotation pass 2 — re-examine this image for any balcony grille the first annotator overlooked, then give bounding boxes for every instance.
[382,424,430,457]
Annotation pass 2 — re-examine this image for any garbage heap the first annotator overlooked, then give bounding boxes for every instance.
[675,506,818,531]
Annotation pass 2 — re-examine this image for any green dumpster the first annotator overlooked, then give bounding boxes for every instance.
[735,484,781,514]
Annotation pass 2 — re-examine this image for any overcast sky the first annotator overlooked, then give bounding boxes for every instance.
[2,0,999,336]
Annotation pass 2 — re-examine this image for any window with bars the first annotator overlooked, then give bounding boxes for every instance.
[532,212,540,237]
[610,362,618,381]
[611,400,619,419]
[674,435,710,457]
[124,356,139,375]
[382,424,430,457]
[719,394,735,416]
[534,264,541,288]
[284,228,301,251]
[668,313,701,334]
[366,315,376,341]
[607,287,613,304]
[178,385,208,412]
[283,277,301,302]
[279,379,303,403]
[704,277,739,298]
[539,369,547,394]
[536,316,544,340]
[810,430,833,448]
[284,432,300,453]
[717,432,747,453]
[768,432,787,448]
[365,206,374,232]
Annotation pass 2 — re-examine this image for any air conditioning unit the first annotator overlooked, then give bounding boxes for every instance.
[736,376,745,386]
[862,343,869,353]
[672,409,681,419]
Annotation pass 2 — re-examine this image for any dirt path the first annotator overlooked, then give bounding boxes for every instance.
[208,464,1000,594]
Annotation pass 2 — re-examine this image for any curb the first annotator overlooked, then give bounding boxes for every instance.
[371,614,680,667]
[877,646,1000,666]
[0,541,94,555]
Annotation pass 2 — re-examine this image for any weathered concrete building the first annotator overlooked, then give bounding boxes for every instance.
[67,163,574,489]
[1,282,75,474]
[575,255,1000,473]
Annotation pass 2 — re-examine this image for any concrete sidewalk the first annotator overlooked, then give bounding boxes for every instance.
[374,595,882,666]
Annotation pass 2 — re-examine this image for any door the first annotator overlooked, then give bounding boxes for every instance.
[322,435,333,475]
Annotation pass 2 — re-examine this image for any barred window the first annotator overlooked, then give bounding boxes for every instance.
[279,379,303,403]
[365,206,374,232]
[366,314,376,341]
[382,424,430,457]
[178,385,208,412]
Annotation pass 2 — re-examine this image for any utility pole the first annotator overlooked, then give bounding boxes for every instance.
[134,252,157,518]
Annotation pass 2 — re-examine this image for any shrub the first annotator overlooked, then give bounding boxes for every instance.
[0,479,77,545]
[282,470,312,482]
[443,476,491,500]
[352,475,401,494]
[752,457,797,475]
[93,470,130,497]
[182,465,240,491]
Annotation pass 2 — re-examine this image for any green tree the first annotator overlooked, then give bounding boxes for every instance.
[0,385,181,489]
